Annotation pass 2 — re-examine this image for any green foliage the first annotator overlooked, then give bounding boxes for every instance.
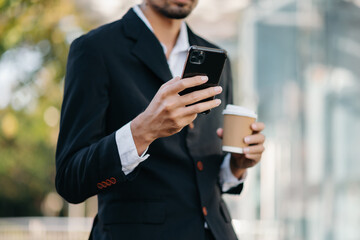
[0,0,86,216]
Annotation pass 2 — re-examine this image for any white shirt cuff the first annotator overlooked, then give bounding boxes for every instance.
[115,121,150,175]
[219,153,247,192]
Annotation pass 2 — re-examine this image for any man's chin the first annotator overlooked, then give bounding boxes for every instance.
[150,0,196,19]
[160,7,192,19]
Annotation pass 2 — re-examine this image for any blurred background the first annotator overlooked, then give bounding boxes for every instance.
[1,0,360,239]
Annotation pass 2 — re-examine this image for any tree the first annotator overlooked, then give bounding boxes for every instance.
[0,0,87,216]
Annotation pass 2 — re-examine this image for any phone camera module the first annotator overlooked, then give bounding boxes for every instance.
[190,50,206,64]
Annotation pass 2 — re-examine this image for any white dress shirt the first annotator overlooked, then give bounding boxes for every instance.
[115,5,245,192]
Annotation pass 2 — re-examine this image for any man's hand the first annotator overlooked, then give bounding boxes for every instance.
[131,76,223,155]
[217,122,265,179]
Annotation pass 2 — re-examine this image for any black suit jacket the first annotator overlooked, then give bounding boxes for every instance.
[56,9,243,240]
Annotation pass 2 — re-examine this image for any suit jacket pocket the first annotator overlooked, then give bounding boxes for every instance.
[103,201,166,225]
[219,200,232,223]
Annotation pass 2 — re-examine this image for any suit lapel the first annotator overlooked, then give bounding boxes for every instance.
[187,25,200,46]
[122,9,173,83]
[132,31,173,82]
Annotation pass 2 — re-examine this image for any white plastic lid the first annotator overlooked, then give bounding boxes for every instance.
[222,104,257,118]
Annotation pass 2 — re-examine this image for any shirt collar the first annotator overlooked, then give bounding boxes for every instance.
[132,5,190,55]
[172,22,190,54]
[133,5,154,32]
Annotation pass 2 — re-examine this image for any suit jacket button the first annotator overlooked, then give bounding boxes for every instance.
[197,161,203,171]
[109,177,116,184]
[202,206,208,216]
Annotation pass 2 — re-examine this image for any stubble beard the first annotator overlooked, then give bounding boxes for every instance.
[149,0,197,19]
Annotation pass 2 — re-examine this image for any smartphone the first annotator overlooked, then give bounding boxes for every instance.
[179,45,227,114]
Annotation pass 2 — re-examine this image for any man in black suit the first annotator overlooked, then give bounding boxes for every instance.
[56,0,265,239]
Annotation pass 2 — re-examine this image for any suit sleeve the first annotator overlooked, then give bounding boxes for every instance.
[221,59,244,195]
[55,37,126,204]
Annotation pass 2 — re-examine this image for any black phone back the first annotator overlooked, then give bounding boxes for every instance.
[179,46,227,111]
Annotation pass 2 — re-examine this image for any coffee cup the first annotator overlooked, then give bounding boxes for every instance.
[222,104,257,154]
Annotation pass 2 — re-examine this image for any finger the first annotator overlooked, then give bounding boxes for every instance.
[243,144,265,154]
[166,76,181,84]
[183,98,221,115]
[167,76,208,94]
[244,133,265,145]
[216,128,223,139]
[180,86,222,106]
[159,76,182,93]
[189,122,195,129]
[244,153,262,162]
[251,122,265,133]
